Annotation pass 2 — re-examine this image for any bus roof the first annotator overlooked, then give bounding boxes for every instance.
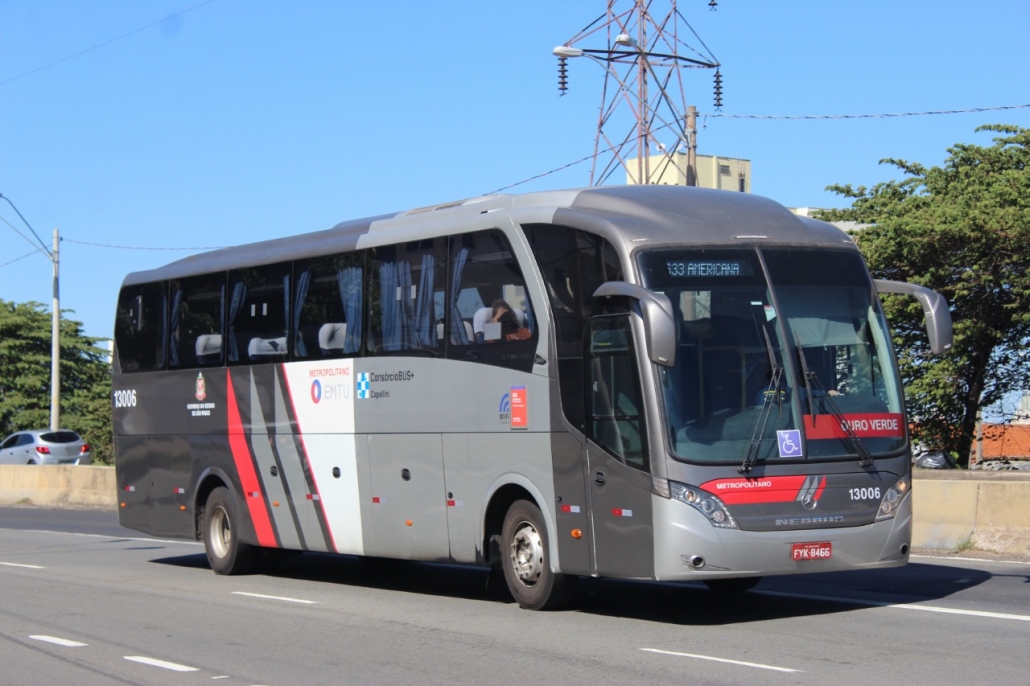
[121,186,856,287]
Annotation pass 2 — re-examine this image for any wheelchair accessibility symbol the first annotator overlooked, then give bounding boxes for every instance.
[777,430,803,458]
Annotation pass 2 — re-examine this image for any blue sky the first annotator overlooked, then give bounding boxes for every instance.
[2,0,1029,352]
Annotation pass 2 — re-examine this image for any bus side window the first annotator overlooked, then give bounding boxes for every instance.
[293,252,364,359]
[114,282,167,373]
[227,263,291,364]
[168,273,225,369]
[367,238,445,356]
[447,229,537,372]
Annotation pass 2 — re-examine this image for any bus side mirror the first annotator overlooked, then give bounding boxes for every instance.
[873,279,953,355]
[592,281,676,367]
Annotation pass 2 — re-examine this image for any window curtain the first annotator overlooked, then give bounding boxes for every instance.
[227,282,247,362]
[449,248,469,345]
[281,273,290,354]
[339,266,363,354]
[293,269,311,358]
[168,288,183,367]
[414,254,437,348]
[379,261,402,351]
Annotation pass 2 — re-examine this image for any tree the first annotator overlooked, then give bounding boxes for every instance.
[0,300,113,463]
[820,125,1030,466]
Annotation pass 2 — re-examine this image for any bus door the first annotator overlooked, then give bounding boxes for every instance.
[584,315,655,579]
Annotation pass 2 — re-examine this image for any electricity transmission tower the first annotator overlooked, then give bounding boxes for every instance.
[554,0,721,186]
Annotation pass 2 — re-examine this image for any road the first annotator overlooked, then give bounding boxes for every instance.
[1,506,1028,685]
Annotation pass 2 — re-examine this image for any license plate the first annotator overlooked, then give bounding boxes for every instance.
[791,541,832,561]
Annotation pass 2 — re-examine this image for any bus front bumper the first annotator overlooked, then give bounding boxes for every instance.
[651,492,912,581]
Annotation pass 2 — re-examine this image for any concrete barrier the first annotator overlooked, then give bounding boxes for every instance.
[1,466,1028,557]
[0,465,116,509]
[912,470,1030,557]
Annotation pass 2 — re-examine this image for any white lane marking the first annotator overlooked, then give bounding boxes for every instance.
[911,554,1030,566]
[124,656,199,672]
[0,562,45,569]
[758,590,1030,622]
[642,648,802,673]
[29,635,87,647]
[0,528,202,546]
[232,591,318,605]
[212,677,229,680]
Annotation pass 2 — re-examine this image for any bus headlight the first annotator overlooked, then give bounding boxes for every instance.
[875,475,911,522]
[670,481,738,529]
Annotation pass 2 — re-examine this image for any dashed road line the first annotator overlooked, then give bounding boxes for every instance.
[124,656,199,672]
[642,648,802,673]
[0,562,45,569]
[233,591,318,604]
[29,635,87,647]
[758,589,1030,622]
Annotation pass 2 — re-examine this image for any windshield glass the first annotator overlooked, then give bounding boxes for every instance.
[638,248,905,464]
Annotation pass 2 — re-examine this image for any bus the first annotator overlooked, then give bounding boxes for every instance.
[112,185,952,610]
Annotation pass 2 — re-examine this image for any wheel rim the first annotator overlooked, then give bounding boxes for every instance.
[209,505,231,559]
[509,520,544,587]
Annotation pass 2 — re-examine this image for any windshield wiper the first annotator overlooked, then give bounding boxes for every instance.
[739,326,783,474]
[794,334,873,468]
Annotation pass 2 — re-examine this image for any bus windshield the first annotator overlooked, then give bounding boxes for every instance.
[638,247,905,464]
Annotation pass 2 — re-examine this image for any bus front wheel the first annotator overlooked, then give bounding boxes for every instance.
[203,487,257,575]
[501,500,569,610]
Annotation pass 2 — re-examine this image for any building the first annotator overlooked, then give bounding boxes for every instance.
[625,153,750,192]
[979,423,1030,461]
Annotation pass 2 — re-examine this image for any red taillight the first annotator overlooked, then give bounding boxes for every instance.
[80,444,90,454]
[36,446,51,454]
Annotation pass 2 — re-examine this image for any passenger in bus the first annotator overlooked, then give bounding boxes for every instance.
[491,299,531,341]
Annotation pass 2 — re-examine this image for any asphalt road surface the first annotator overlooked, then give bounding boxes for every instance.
[1,506,1028,685]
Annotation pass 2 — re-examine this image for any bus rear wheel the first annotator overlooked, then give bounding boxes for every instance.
[501,500,569,610]
[203,487,257,575]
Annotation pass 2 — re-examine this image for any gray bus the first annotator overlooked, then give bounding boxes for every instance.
[112,185,951,609]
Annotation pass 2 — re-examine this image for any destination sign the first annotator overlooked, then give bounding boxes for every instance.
[667,260,753,277]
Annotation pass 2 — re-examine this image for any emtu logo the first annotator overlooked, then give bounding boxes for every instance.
[311,379,322,404]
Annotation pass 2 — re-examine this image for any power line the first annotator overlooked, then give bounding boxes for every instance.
[0,195,51,256]
[0,250,39,269]
[0,0,218,87]
[492,103,1030,193]
[63,238,225,251]
[703,103,1030,120]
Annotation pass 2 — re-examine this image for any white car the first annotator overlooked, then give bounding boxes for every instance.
[0,430,92,465]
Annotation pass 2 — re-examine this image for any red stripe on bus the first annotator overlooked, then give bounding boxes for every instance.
[700,475,810,505]
[226,370,277,547]
[280,364,338,553]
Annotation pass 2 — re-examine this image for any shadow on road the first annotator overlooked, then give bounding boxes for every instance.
[148,550,1000,625]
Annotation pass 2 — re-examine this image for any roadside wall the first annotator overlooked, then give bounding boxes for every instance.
[912,470,1030,556]
[0,465,117,509]
[1,466,1028,556]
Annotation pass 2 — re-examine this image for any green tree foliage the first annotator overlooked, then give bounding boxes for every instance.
[820,125,1030,466]
[0,300,112,463]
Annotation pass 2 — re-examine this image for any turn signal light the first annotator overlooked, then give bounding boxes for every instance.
[571,529,583,539]
[405,520,413,527]
[179,505,186,511]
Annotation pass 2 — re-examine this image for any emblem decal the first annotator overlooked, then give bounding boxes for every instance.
[195,372,207,401]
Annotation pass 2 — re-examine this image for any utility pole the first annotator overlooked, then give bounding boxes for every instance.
[51,229,60,431]
[686,105,697,186]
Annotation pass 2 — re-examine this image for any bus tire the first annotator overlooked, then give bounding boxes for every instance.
[501,499,568,610]
[203,486,257,575]
[704,577,761,593]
